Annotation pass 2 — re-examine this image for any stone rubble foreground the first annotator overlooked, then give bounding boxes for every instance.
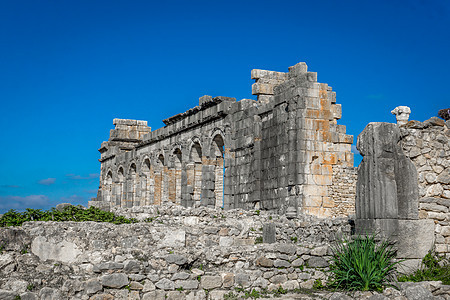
[0,204,449,299]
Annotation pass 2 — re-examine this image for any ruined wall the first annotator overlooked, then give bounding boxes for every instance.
[91,62,355,218]
[0,205,352,300]
[400,118,450,255]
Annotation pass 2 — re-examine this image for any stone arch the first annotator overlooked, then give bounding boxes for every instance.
[169,148,183,204]
[190,142,202,163]
[102,170,113,205]
[126,163,137,207]
[211,134,225,208]
[140,157,153,206]
[187,141,203,206]
[117,166,125,207]
[154,153,165,205]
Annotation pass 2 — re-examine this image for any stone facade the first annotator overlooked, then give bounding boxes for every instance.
[91,62,356,218]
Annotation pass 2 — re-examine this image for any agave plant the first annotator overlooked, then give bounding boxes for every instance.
[328,234,400,291]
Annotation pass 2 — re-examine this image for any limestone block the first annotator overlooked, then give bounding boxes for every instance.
[273,259,290,268]
[174,280,198,290]
[269,274,287,284]
[403,283,434,300]
[200,276,222,289]
[100,273,129,288]
[165,254,187,265]
[19,292,37,300]
[155,278,175,290]
[307,256,329,267]
[441,226,450,236]
[160,230,185,247]
[221,273,235,288]
[85,279,102,294]
[288,62,308,78]
[31,236,81,263]
[396,219,435,259]
[219,237,234,247]
[255,256,274,267]
[263,223,276,244]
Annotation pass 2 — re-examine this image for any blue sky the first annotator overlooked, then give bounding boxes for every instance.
[0,0,449,212]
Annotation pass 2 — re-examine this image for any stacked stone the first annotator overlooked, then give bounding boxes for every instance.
[329,165,357,217]
[400,117,450,255]
[251,69,288,105]
[261,62,355,217]
[226,99,259,210]
[0,204,355,300]
[2,203,450,299]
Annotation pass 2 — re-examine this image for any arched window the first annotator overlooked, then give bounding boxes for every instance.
[117,167,125,207]
[188,142,203,206]
[103,171,113,204]
[212,135,225,208]
[169,149,183,204]
[154,154,165,205]
[128,163,137,207]
[141,158,152,205]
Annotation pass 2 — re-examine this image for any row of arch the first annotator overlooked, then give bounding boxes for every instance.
[101,134,225,208]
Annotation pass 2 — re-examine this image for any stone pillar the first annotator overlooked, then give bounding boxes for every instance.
[356,122,435,271]
[214,157,224,208]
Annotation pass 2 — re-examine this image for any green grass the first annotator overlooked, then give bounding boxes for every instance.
[398,250,450,285]
[0,206,138,227]
[328,234,399,291]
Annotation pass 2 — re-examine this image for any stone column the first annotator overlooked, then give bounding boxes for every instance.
[356,122,435,271]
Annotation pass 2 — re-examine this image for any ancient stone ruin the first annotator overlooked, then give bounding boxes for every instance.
[1,63,449,299]
[90,62,356,218]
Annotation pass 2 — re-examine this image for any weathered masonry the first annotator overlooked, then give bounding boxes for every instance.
[91,62,356,218]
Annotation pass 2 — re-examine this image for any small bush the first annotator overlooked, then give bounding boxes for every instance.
[0,206,138,227]
[328,234,399,291]
[398,250,450,285]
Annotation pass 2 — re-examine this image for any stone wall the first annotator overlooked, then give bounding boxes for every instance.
[0,204,352,300]
[91,62,356,218]
[400,118,450,255]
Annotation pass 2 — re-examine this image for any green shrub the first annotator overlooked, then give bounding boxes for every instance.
[398,249,450,285]
[313,278,323,289]
[328,234,399,291]
[0,206,138,227]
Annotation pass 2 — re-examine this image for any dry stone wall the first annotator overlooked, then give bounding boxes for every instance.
[1,205,449,300]
[400,118,450,255]
[0,204,353,300]
[91,62,356,218]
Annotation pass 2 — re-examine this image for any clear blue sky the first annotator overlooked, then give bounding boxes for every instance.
[0,0,448,212]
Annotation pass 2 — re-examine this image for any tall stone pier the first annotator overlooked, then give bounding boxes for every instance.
[356,122,435,270]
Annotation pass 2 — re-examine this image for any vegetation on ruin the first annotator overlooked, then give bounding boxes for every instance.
[327,234,399,292]
[398,249,450,285]
[0,206,138,227]
[438,108,450,121]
